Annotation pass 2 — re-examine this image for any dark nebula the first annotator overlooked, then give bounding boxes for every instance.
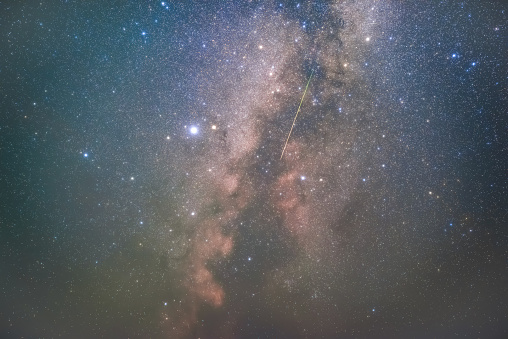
[1,1,507,338]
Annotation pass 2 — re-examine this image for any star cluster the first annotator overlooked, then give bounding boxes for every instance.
[0,1,506,338]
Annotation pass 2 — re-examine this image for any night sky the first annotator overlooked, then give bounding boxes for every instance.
[1,1,507,338]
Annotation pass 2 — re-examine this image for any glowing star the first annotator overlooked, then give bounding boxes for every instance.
[300,176,306,181]
[365,37,371,42]
[83,153,88,158]
[190,126,198,135]
[211,125,217,130]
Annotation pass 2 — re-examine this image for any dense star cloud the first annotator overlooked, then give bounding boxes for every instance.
[1,0,507,338]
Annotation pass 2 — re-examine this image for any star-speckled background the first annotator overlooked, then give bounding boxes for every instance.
[1,1,507,338]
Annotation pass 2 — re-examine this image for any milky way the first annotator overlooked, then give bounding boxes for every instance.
[1,1,507,338]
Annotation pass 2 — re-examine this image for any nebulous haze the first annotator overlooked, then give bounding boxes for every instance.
[1,1,506,338]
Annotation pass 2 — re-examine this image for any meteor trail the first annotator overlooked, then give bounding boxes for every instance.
[280,70,314,160]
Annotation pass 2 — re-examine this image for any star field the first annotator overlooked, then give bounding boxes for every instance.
[0,1,507,338]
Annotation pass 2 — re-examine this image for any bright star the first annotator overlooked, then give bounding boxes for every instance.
[190,126,198,135]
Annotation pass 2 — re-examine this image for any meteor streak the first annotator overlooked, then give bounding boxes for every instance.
[280,70,314,160]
